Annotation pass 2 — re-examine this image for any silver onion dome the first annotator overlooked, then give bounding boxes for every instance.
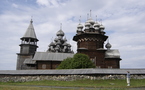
[77,23,83,29]
[56,30,64,36]
[67,43,71,47]
[88,18,95,25]
[54,37,58,41]
[49,41,55,46]
[63,42,68,46]
[56,40,61,45]
[63,37,67,42]
[99,24,105,30]
[94,21,100,27]
[85,20,91,26]
[77,23,83,33]
[105,42,112,49]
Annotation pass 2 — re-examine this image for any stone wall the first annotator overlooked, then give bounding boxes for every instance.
[0,74,145,82]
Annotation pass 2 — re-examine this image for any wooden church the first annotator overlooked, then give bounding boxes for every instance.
[16,19,74,70]
[16,13,121,70]
[73,15,121,69]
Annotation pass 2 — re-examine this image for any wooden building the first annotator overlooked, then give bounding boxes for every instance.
[73,14,121,68]
[16,19,74,70]
[16,13,121,70]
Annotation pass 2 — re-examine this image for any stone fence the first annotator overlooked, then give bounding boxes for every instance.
[0,74,145,82]
[0,69,145,82]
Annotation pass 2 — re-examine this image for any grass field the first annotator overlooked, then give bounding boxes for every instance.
[0,79,145,90]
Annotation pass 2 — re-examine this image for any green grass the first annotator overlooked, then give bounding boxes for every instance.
[0,79,145,90]
[0,85,76,90]
[0,85,127,90]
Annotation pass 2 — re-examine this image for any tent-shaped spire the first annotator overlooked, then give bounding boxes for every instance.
[22,19,37,39]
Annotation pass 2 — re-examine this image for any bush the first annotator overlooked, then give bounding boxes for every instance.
[57,53,95,69]
[57,57,73,69]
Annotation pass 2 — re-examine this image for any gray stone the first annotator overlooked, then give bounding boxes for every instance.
[0,74,145,82]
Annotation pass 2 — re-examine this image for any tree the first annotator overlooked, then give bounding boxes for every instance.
[72,53,95,69]
[57,57,73,69]
[57,53,95,69]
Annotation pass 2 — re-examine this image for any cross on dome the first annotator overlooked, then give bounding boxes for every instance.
[90,10,92,18]
[60,23,62,30]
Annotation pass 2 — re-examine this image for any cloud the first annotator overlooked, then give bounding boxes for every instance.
[0,0,145,70]
[36,0,68,7]
[36,0,49,6]
[12,3,18,8]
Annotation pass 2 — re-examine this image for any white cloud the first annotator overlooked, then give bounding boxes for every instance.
[0,0,145,70]
[36,0,49,6]
[12,3,18,8]
[36,0,67,7]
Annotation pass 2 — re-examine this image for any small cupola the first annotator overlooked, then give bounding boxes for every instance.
[84,14,91,32]
[88,10,95,28]
[63,37,67,42]
[88,18,95,27]
[56,23,65,40]
[54,37,58,42]
[94,16,100,30]
[77,16,83,34]
[85,20,91,29]
[99,24,105,30]
[99,19,105,31]
[56,30,65,36]
[49,41,55,47]
[105,40,112,50]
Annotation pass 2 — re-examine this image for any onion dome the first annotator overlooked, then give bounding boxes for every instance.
[54,37,58,42]
[94,21,100,30]
[63,42,68,46]
[55,46,59,51]
[76,29,80,32]
[88,10,95,25]
[84,20,91,30]
[77,16,83,29]
[105,42,112,49]
[99,24,105,30]
[56,30,64,36]
[88,18,95,25]
[56,40,61,45]
[67,43,71,47]
[49,41,55,47]
[94,21,100,27]
[63,37,67,42]
[85,20,91,27]
[77,16,83,33]
[77,23,83,29]
[77,23,83,34]
[77,29,82,32]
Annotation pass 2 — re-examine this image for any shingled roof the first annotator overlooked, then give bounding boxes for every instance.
[22,19,37,39]
[32,52,74,61]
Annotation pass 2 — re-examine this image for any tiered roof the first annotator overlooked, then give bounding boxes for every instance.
[74,11,121,59]
[47,29,73,53]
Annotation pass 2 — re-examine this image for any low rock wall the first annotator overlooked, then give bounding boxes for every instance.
[0,74,145,82]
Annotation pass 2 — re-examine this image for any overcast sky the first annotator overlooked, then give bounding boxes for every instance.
[0,0,145,70]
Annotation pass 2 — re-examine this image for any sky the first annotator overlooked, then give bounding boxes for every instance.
[0,0,145,70]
